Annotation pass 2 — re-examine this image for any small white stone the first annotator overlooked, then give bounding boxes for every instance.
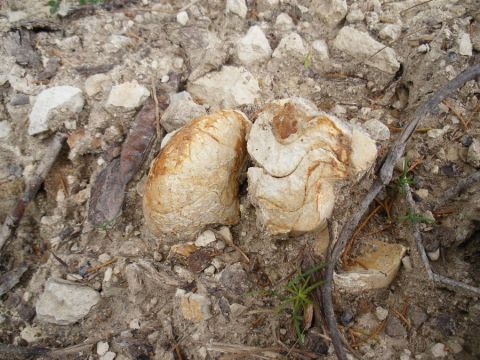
[415,189,429,200]
[129,318,141,330]
[85,74,111,97]
[217,226,233,245]
[98,253,111,263]
[226,0,247,18]
[204,265,216,275]
[400,353,410,360]
[195,230,217,247]
[428,248,440,262]
[346,4,364,23]
[427,128,447,139]
[28,86,84,136]
[379,24,402,42]
[401,256,413,271]
[313,0,347,27]
[161,74,170,83]
[103,267,113,283]
[20,325,42,343]
[97,341,109,356]
[457,32,472,56]
[275,13,294,31]
[312,39,329,60]
[100,351,116,360]
[375,306,388,321]
[272,32,307,59]
[0,121,11,138]
[417,44,430,53]
[176,11,189,26]
[237,25,272,65]
[431,343,448,358]
[362,119,390,141]
[106,81,150,110]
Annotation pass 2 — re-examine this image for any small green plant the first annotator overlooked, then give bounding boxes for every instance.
[396,158,415,194]
[303,51,312,70]
[250,265,324,344]
[398,209,435,225]
[48,0,103,14]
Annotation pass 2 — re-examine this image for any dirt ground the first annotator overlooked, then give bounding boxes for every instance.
[0,0,479,359]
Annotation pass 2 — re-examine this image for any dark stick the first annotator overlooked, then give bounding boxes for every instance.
[321,64,480,360]
[0,132,67,253]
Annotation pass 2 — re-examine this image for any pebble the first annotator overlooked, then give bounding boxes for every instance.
[385,315,407,337]
[312,39,329,60]
[431,343,448,358]
[10,94,30,106]
[219,263,250,294]
[84,74,111,97]
[362,119,390,141]
[333,26,400,74]
[0,121,11,139]
[28,86,84,135]
[176,11,189,26]
[188,66,260,109]
[272,32,308,60]
[106,81,150,110]
[415,189,429,200]
[36,278,100,325]
[176,289,212,321]
[275,13,294,32]
[226,0,247,18]
[340,309,354,325]
[346,4,364,23]
[230,303,247,318]
[428,248,440,261]
[417,44,430,53]
[313,0,348,26]
[467,138,480,168]
[20,325,42,343]
[379,24,402,42]
[103,267,113,282]
[409,305,427,328]
[375,306,388,321]
[100,351,116,360]
[160,91,206,132]
[216,226,233,245]
[195,230,217,247]
[129,318,141,330]
[204,265,216,275]
[237,25,272,66]
[401,256,413,271]
[457,32,472,56]
[97,341,109,356]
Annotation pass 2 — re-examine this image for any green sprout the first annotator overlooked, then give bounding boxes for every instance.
[303,51,312,70]
[398,209,435,225]
[250,264,324,344]
[396,158,415,194]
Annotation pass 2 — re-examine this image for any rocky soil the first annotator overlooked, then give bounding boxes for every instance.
[0,0,479,359]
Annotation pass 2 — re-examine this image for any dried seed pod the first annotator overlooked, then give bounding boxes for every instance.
[247,98,377,235]
[143,110,251,240]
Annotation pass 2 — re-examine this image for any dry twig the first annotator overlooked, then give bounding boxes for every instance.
[321,64,480,360]
[0,132,67,254]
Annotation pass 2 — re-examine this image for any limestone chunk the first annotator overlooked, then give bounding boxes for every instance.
[247,98,377,235]
[143,110,251,240]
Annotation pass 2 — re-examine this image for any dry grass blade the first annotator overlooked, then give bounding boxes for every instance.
[322,64,480,360]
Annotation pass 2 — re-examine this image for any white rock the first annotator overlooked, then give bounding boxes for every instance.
[36,278,100,325]
[216,226,233,245]
[20,325,42,343]
[0,121,11,138]
[417,44,430,53]
[346,4,364,23]
[176,289,212,321]
[195,230,217,247]
[187,66,260,109]
[275,13,294,31]
[226,0,248,18]
[312,39,329,60]
[428,248,440,262]
[106,81,150,110]
[333,26,400,74]
[103,267,113,282]
[457,32,472,56]
[160,91,206,132]
[129,318,141,330]
[431,343,448,358]
[100,351,116,360]
[272,32,308,60]
[85,74,112,97]
[8,11,28,22]
[28,86,84,136]
[313,0,348,27]
[379,24,402,42]
[362,119,390,141]
[109,34,132,49]
[375,306,388,321]
[467,138,480,168]
[176,11,189,25]
[401,256,413,271]
[97,341,109,356]
[257,0,279,11]
[237,25,272,66]
[247,98,377,235]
